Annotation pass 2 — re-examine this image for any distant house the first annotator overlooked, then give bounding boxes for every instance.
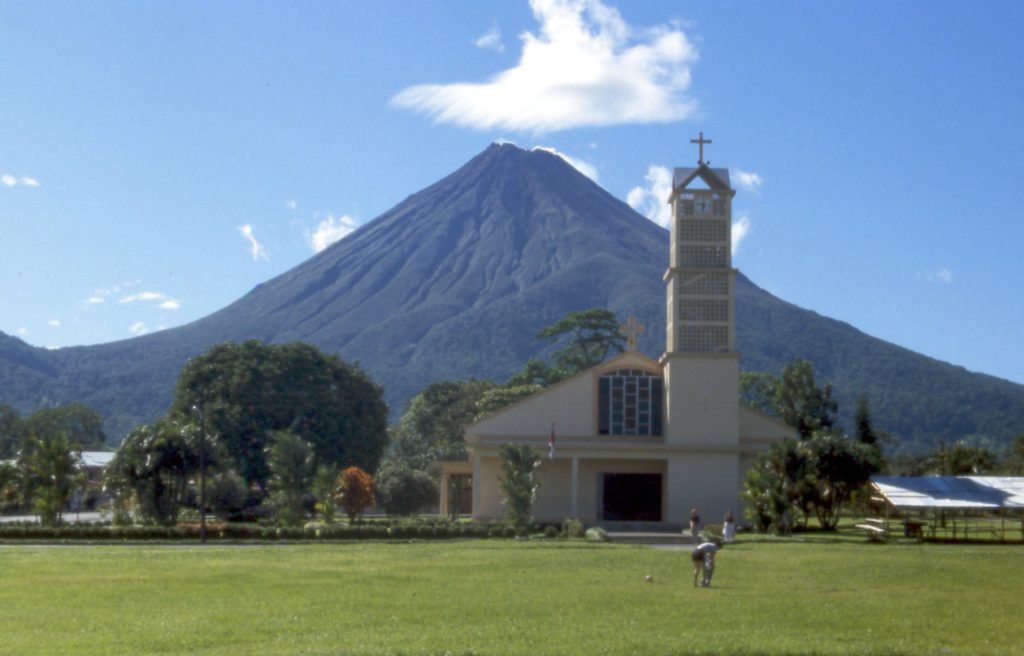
[439,139,795,527]
[74,450,116,510]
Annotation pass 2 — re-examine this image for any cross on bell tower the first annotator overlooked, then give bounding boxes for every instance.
[619,316,645,351]
[690,131,712,165]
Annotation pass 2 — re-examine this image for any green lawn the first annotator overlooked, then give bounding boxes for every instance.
[1,538,1022,655]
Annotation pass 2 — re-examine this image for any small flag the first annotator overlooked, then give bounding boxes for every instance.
[548,423,556,460]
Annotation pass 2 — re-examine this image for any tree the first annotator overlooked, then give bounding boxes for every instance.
[774,359,838,440]
[928,440,998,475]
[498,443,541,535]
[26,404,107,450]
[400,379,494,461]
[335,466,375,523]
[375,461,438,516]
[0,404,25,459]
[802,432,879,529]
[1002,435,1024,475]
[312,465,338,523]
[107,420,200,526]
[853,394,879,446]
[741,438,813,534]
[19,431,81,526]
[171,341,389,491]
[266,430,317,527]
[473,384,544,420]
[739,372,779,416]
[537,309,626,374]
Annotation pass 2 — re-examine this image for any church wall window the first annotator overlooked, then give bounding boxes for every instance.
[598,369,663,436]
[678,326,730,352]
[679,299,729,322]
[680,219,729,243]
[678,272,730,296]
[680,245,728,268]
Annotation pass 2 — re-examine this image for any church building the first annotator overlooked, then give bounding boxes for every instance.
[440,135,795,527]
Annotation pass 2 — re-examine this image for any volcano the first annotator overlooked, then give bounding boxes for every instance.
[2,144,1023,450]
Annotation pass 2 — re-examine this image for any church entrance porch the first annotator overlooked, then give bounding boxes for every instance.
[601,473,663,521]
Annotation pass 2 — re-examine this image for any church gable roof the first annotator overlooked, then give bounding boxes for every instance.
[672,165,731,193]
[467,351,662,439]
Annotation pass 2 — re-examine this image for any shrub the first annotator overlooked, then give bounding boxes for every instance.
[562,518,585,538]
[543,525,558,539]
[585,527,609,542]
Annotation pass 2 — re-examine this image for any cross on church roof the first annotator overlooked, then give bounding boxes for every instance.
[690,131,712,165]
[619,316,645,351]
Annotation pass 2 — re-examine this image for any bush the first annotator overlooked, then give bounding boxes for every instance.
[562,518,585,538]
[585,527,609,542]
[543,525,558,539]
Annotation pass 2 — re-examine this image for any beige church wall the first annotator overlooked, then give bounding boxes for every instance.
[533,458,573,522]
[663,355,739,447]
[469,373,596,438]
[665,453,742,526]
[474,455,505,520]
[738,406,797,444]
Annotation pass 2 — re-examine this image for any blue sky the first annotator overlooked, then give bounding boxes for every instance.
[2,1,1022,385]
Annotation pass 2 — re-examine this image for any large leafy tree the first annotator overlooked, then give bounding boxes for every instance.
[171,341,388,491]
[774,359,838,440]
[0,404,26,459]
[740,359,838,440]
[106,420,200,526]
[399,379,494,461]
[537,308,626,375]
[803,432,880,529]
[25,404,107,450]
[498,443,541,535]
[375,461,438,516]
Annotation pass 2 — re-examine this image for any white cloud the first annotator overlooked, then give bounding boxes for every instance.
[306,214,359,253]
[48,319,61,328]
[86,296,106,305]
[532,146,599,181]
[916,267,954,284]
[159,300,181,310]
[238,224,268,261]
[16,327,29,336]
[1,174,40,188]
[119,291,165,304]
[392,0,698,133]
[626,164,673,227]
[732,212,751,255]
[128,321,149,336]
[474,25,506,52]
[733,169,763,193]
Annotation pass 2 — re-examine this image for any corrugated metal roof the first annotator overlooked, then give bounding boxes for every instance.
[872,476,1024,509]
[79,451,116,469]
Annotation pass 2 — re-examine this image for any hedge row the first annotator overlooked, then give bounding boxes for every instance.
[0,522,530,542]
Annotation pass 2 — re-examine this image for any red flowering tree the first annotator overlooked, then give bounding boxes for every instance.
[334,466,375,523]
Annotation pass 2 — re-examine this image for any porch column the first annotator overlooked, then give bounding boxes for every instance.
[570,456,579,519]
[472,453,482,520]
[439,471,449,517]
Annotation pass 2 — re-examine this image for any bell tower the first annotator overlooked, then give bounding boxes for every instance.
[661,133,739,446]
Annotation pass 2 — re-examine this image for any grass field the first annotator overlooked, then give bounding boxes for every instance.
[2,537,1022,655]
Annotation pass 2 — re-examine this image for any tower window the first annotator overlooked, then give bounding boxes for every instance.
[680,245,728,268]
[598,369,663,436]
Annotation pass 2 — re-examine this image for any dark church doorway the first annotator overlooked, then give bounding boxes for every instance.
[601,473,663,521]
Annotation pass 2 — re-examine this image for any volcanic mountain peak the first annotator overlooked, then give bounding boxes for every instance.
[2,143,1023,450]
